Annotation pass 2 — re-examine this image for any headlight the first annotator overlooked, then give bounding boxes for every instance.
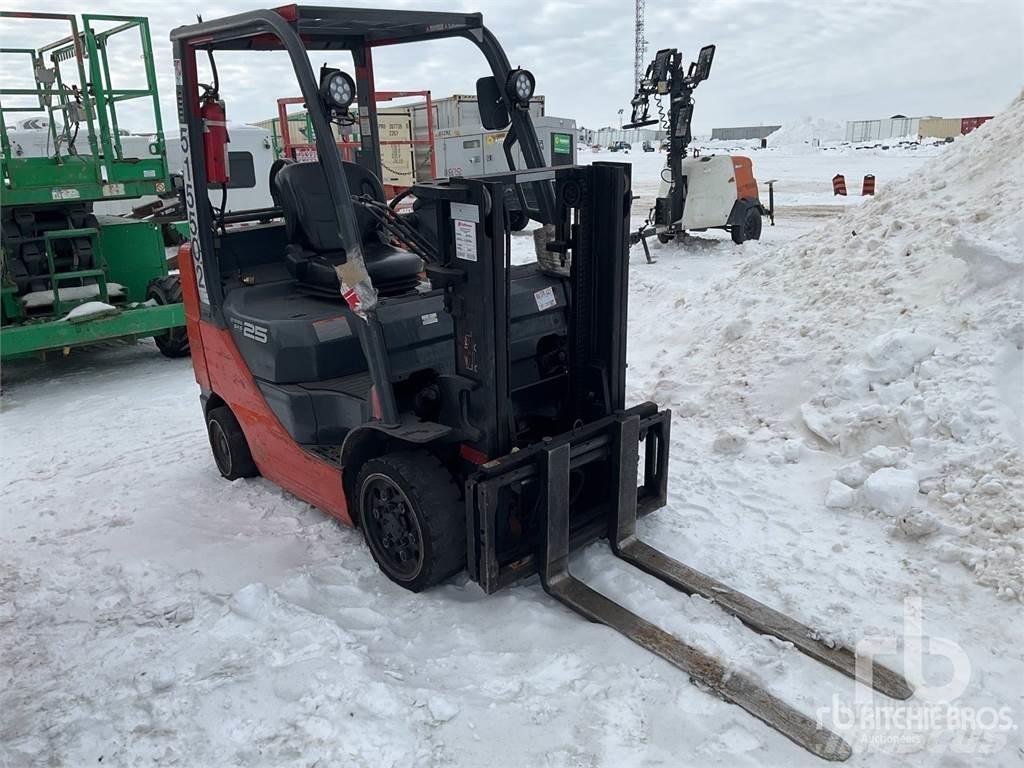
[505,68,535,107]
[319,67,355,111]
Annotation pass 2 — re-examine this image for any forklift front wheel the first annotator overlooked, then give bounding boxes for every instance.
[731,206,763,245]
[355,451,465,592]
[206,406,259,480]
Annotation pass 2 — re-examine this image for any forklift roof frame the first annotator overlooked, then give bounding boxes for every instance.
[170,5,553,323]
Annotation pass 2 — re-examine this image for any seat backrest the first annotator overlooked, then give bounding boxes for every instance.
[273,160,387,253]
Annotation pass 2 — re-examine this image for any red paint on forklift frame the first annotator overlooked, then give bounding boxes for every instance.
[273,4,298,21]
[459,444,488,465]
[177,244,353,525]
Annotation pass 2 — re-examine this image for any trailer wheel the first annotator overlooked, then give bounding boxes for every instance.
[206,406,259,480]
[355,451,465,592]
[147,276,190,358]
[731,206,763,244]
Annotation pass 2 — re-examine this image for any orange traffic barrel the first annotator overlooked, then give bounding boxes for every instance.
[862,174,876,195]
[832,174,847,196]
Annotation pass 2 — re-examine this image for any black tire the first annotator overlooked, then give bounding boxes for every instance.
[657,233,673,244]
[147,275,190,358]
[206,406,259,480]
[508,209,529,232]
[731,206,763,245]
[355,451,465,592]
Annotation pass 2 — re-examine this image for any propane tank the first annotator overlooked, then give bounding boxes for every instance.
[200,94,230,185]
[533,223,571,277]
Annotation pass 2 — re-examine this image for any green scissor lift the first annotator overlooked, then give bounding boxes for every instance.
[1,11,187,361]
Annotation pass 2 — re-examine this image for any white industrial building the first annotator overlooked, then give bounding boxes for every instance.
[711,125,781,141]
[844,115,930,142]
[579,127,663,146]
[845,113,996,142]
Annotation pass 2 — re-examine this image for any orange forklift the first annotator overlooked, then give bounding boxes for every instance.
[171,7,911,760]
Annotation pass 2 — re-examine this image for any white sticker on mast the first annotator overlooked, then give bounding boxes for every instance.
[454,219,477,262]
[450,201,479,223]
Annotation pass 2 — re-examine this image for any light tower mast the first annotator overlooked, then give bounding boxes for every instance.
[634,0,648,92]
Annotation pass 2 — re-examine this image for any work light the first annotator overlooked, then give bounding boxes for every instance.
[319,67,355,111]
[505,68,535,106]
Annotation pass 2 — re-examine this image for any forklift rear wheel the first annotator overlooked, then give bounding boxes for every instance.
[147,276,191,358]
[731,207,763,244]
[355,451,465,592]
[206,406,259,480]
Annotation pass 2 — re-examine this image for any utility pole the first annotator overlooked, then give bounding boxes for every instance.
[634,0,647,93]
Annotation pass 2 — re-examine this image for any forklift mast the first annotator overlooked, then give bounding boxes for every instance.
[412,163,633,457]
[403,161,672,590]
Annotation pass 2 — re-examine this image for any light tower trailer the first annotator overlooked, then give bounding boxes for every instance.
[1,12,187,361]
[626,46,773,261]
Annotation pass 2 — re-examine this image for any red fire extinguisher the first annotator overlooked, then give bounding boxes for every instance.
[200,91,230,185]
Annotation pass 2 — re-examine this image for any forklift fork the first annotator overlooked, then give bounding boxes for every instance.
[537,413,915,761]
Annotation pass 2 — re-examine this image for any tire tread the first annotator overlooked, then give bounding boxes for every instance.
[355,451,464,592]
[207,406,259,480]
[147,275,190,358]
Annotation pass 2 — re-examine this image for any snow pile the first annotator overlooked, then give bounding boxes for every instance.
[643,92,1024,599]
[767,117,846,146]
[21,282,124,309]
[63,301,119,322]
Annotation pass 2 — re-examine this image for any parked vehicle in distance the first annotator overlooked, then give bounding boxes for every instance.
[609,140,631,152]
[642,140,655,152]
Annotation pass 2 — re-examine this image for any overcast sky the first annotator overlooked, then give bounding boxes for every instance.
[2,0,1021,135]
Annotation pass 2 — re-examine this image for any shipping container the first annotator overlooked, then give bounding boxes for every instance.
[376,113,415,188]
[961,116,994,134]
[919,117,963,140]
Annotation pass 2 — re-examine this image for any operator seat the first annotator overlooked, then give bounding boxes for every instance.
[272,160,423,297]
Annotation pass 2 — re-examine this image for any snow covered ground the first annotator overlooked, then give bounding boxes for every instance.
[2,102,1021,767]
